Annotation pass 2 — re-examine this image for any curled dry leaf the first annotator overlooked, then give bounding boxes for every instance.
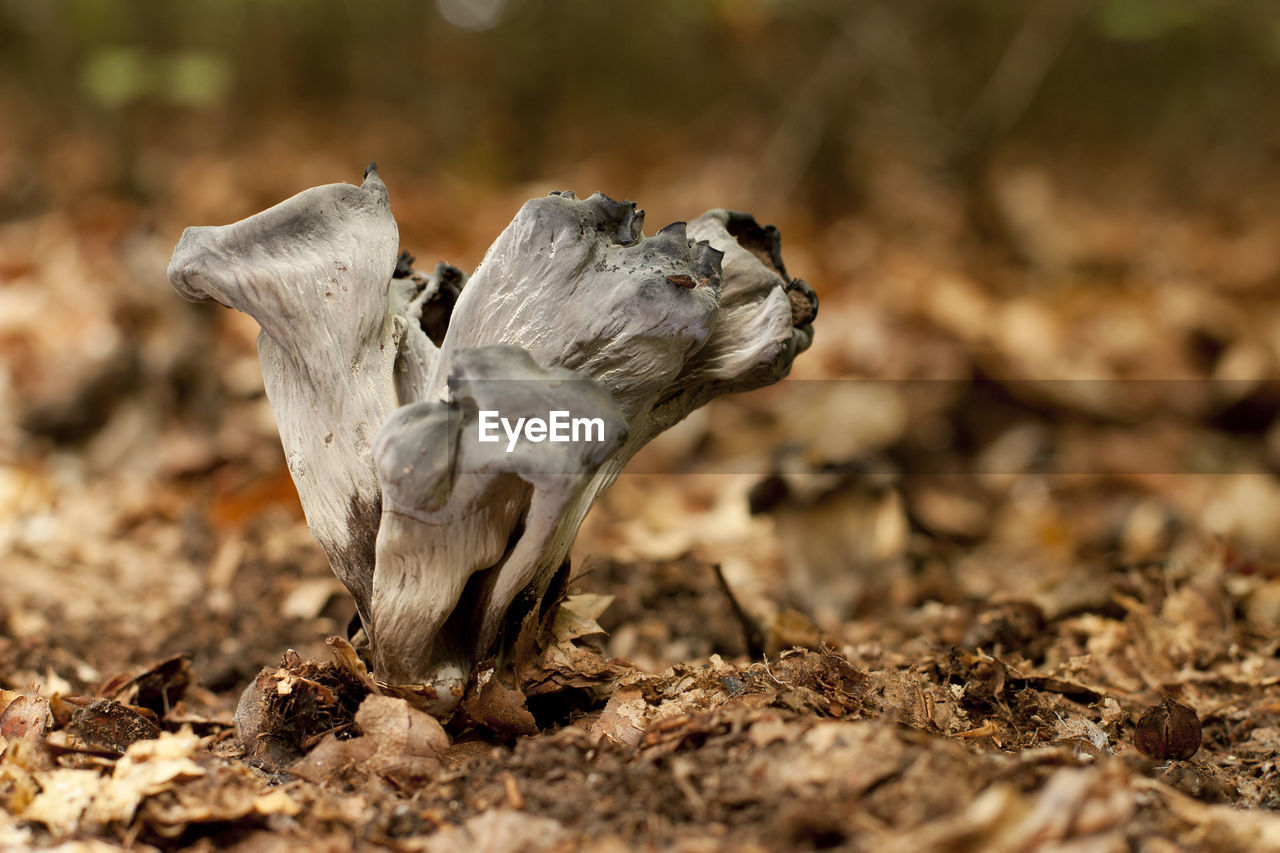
[458,668,539,740]
[290,694,448,787]
[98,654,193,719]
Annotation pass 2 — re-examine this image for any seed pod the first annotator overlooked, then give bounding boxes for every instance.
[1134,695,1202,761]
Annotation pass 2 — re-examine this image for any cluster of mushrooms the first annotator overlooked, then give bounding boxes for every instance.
[168,165,816,713]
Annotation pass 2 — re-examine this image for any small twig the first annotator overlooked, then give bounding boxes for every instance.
[711,563,767,659]
[754,656,793,688]
[502,772,525,810]
[753,5,868,203]
[956,721,999,740]
[42,740,124,761]
[301,723,354,749]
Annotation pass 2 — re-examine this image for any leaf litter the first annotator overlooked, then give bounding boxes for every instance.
[4,132,1280,850]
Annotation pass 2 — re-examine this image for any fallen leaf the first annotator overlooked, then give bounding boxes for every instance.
[21,768,103,837]
[414,809,568,853]
[99,656,193,719]
[0,695,51,746]
[83,728,205,828]
[552,593,614,642]
[291,694,448,786]
[590,686,649,748]
[461,669,538,739]
[66,699,161,754]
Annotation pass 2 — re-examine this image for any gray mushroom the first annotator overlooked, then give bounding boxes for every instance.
[167,169,815,714]
[168,166,402,633]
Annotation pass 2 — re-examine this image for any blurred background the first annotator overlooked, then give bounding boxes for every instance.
[3,0,1280,691]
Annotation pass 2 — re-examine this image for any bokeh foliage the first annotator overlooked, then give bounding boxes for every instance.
[1,0,1277,215]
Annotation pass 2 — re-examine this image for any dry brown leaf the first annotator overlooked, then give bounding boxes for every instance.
[21,768,102,838]
[85,727,205,828]
[590,686,649,748]
[410,809,568,853]
[66,699,161,754]
[552,593,614,642]
[291,694,448,786]
[461,669,538,739]
[0,694,50,746]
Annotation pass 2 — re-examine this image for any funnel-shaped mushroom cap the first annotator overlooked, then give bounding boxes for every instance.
[659,209,816,419]
[431,192,724,419]
[169,166,399,372]
[167,167,403,630]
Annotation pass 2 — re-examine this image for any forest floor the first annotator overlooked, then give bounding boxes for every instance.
[4,131,1280,851]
